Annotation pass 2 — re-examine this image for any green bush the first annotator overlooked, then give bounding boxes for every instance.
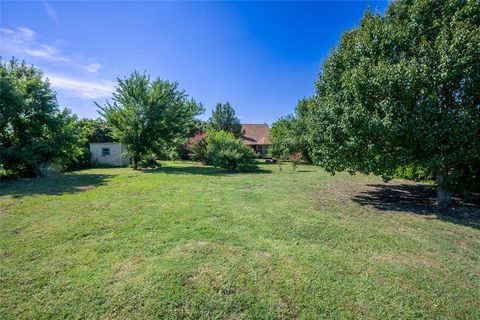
[206,131,258,171]
[189,134,208,163]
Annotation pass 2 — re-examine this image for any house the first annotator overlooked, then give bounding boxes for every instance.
[89,142,130,167]
[186,124,272,156]
[241,124,272,155]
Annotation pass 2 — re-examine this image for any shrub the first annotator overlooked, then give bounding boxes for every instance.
[176,142,190,160]
[290,153,302,172]
[277,161,284,173]
[191,138,208,163]
[189,133,208,163]
[206,131,258,171]
[168,146,178,162]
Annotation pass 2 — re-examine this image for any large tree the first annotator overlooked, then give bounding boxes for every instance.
[207,102,242,138]
[0,58,80,177]
[74,118,115,168]
[307,0,480,204]
[97,71,204,169]
[77,118,114,144]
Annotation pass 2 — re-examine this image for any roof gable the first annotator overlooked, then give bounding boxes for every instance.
[241,124,271,145]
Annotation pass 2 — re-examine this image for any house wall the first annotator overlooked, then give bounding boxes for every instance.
[89,143,130,167]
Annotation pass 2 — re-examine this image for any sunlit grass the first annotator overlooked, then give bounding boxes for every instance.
[1,161,478,319]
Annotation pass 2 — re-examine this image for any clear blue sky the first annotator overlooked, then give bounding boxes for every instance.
[1,1,387,124]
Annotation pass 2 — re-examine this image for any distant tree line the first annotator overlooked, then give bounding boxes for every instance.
[1,58,258,177]
[0,59,203,177]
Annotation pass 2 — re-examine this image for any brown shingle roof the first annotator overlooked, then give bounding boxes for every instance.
[241,124,271,145]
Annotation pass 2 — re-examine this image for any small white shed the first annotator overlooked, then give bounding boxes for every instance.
[89,142,130,167]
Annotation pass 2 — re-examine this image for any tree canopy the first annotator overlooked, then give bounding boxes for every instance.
[97,71,204,169]
[77,118,115,144]
[0,58,80,177]
[307,0,480,203]
[207,102,242,138]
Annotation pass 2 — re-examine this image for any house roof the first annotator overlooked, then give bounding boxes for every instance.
[241,124,271,145]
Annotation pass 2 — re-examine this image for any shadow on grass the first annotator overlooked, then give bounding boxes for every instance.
[143,165,272,176]
[352,183,480,229]
[153,165,272,176]
[0,173,115,198]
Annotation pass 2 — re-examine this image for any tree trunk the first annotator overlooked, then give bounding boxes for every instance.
[436,169,452,205]
[132,154,139,170]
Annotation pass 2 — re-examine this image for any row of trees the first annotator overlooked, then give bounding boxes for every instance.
[1,58,257,177]
[0,58,126,178]
[97,78,257,171]
[271,0,480,204]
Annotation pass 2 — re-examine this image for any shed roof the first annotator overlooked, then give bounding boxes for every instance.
[89,142,120,145]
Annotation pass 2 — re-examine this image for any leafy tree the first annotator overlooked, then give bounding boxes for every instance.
[270,98,312,162]
[307,0,480,204]
[207,102,242,138]
[74,118,115,167]
[270,115,297,159]
[97,71,204,169]
[188,119,207,137]
[206,130,257,171]
[0,58,81,177]
[77,118,114,143]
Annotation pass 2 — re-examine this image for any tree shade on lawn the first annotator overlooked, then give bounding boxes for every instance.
[307,0,480,204]
[1,162,478,318]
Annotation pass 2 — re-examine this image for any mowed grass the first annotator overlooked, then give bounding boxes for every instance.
[1,162,479,319]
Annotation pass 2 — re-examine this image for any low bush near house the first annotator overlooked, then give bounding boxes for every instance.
[188,132,208,163]
[206,130,258,171]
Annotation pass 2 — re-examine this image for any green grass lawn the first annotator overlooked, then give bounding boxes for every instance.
[1,161,479,319]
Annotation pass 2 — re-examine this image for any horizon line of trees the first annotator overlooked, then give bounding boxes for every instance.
[0,58,257,177]
[3,0,479,204]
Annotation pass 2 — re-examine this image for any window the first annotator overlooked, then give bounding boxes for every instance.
[101,148,110,157]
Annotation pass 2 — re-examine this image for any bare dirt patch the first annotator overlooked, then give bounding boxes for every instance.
[318,179,480,229]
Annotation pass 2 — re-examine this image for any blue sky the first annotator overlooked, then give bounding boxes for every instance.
[1,1,387,124]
